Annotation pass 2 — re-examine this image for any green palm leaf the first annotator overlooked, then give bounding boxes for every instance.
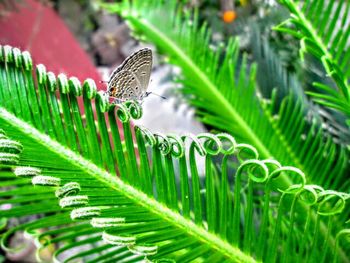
[251,27,350,145]
[275,0,350,119]
[102,0,349,191]
[0,43,349,262]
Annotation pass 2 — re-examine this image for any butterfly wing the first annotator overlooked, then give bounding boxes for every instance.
[108,48,152,92]
[108,70,143,101]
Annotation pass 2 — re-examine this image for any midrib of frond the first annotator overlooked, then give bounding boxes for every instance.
[0,107,256,263]
[288,2,329,56]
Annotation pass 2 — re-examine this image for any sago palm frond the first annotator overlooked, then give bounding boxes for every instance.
[275,0,350,119]
[102,0,349,191]
[251,27,350,144]
[0,46,349,262]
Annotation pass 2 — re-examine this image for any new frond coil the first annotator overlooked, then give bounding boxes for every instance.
[55,182,81,198]
[102,232,136,246]
[59,195,89,208]
[128,244,158,256]
[91,217,126,228]
[32,175,61,186]
[0,135,22,165]
[71,207,102,220]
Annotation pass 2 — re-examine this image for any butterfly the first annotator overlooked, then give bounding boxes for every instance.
[105,48,155,103]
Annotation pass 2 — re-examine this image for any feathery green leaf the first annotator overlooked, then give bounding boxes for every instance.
[0,34,349,263]
[102,0,349,191]
[276,0,350,119]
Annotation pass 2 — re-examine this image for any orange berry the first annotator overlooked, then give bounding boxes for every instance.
[222,10,237,23]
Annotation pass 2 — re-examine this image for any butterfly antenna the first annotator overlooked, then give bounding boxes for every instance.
[146,91,166,100]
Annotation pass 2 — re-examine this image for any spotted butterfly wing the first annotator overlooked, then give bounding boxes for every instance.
[108,70,142,101]
[107,48,152,101]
